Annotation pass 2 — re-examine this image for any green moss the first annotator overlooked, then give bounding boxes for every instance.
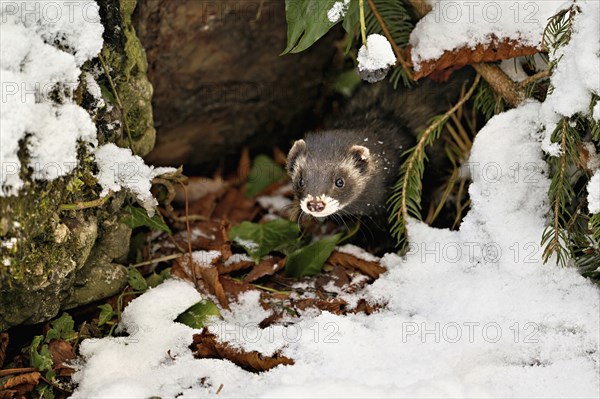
[0,0,155,330]
[97,0,156,156]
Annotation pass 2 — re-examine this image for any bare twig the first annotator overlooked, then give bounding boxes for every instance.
[519,69,551,88]
[180,181,199,290]
[59,192,111,211]
[99,53,135,154]
[472,63,524,107]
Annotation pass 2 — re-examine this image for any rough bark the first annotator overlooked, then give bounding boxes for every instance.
[134,0,338,168]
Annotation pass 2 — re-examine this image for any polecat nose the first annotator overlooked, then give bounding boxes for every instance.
[307,200,325,212]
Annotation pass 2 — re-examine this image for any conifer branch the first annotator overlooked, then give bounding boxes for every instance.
[389,74,480,243]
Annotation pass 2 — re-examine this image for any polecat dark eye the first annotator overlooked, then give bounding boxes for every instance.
[335,178,345,188]
[298,177,305,188]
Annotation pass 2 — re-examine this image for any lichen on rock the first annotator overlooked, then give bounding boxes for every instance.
[0,0,157,330]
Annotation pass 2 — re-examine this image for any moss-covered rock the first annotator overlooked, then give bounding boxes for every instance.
[0,0,156,330]
[99,0,156,156]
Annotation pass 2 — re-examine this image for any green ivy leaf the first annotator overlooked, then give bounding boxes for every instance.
[128,268,148,291]
[45,313,76,343]
[176,300,222,328]
[98,304,116,327]
[229,219,301,262]
[122,205,171,234]
[36,382,56,399]
[342,0,359,34]
[285,233,342,277]
[30,335,53,372]
[145,268,172,288]
[283,0,340,54]
[245,155,287,198]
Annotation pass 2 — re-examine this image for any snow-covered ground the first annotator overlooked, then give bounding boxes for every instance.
[70,98,600,398]
[3,0,597,397]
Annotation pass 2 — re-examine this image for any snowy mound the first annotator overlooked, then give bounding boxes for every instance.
[0,1,103,196]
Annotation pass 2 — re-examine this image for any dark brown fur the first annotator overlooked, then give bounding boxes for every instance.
[287,71,473,223]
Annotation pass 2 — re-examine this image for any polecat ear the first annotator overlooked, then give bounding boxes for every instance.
[349,145,371,173]
[286,139,307,174]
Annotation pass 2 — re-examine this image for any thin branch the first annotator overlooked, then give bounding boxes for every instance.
[472,63,524,107]
[399,75,481,226]
[99,53,135,154]
[128,253,184,268]
[519,69,551,88]
[359,0,367,45]
[59,192,111,211]
[0,368,36,378]
[180,181,199,291]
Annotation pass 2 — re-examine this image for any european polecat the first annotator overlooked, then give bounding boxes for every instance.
[287,72,471,223]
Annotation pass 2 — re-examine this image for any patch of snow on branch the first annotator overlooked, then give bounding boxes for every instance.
[588,171,600,214]
[94,144,176,216]
[409,1,565,70]
[0,1,104,196]
[357,34,397,83]
[327,0,351,23]
[540,0,600,156]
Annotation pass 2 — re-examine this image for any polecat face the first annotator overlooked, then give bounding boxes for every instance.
[286,137,373,218]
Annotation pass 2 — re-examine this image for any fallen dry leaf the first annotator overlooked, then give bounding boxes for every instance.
[293,298,348,314]
[173,176,228,204]
[244,256,286,283]
[173,255,230,310]
[0,389,17,399]
[219,276,259,298]
[192,328,294,372]
[327,251,386,279]
[412,37,539,80]
[217,260,255,275]
[174,220,231,258]
[49,339,76,377]
[236,148,251,185]
[2,371,40,390]
[199,265,230,311]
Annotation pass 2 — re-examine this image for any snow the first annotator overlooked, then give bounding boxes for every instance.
[192,250,222,265]
[357,34,397,82]
[94,144,176,216]
[540,0,600,155]
[70,1,600,396]
[499,58,529,82]
[410,0,599,158]
[327,0,350,23]
[336,244,380,262]
[0,1,103,196]
[583,142,600,171]
[257,195,292,213]
[72,101,599,398]
[409,0,565,70]
[224,253,253,265]
[588,171,600,214]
